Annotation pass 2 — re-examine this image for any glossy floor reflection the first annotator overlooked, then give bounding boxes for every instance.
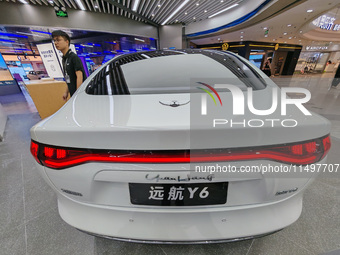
[0,74,339,255]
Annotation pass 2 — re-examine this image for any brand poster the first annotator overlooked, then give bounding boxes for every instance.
[37,43,64,79]
[0,53,16,86]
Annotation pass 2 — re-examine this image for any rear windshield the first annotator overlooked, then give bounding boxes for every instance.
[86,50,267,95]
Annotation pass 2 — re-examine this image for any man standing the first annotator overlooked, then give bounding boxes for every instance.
[52,30,87,101]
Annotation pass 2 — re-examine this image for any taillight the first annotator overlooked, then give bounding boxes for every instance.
[30,135,331,170]
[191,136,331,165]
[30,140,40,164]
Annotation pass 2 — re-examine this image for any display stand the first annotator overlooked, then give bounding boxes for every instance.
[24,80,69,119]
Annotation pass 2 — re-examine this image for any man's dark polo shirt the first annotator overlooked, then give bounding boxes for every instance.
[62,49,87,96]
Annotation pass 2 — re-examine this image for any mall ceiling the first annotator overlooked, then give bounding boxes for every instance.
[191,0,340,47]
[0,0,246,26]
[0,0,339,52]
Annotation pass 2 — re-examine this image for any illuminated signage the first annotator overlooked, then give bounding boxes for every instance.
[222,43,229,51]
[305,46,328,51]
[54,6,68,18]
[312,15,339,31]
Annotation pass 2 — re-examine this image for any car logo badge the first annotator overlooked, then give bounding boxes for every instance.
[159,100,190,107]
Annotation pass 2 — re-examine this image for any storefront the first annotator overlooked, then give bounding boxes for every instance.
[295,46,340,74]
[195,41,302,76]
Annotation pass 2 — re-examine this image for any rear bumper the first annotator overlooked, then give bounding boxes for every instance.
[57,192,303,242]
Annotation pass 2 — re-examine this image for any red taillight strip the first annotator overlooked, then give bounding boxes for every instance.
[30,135,331,169]
[30,140,40,164]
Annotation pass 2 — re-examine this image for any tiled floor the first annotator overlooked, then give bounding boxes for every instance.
[0,74,339,255]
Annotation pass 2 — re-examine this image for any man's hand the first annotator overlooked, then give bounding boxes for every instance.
[62,91,69,101]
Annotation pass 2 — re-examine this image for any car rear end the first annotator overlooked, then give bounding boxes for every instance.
[30,50,331,243]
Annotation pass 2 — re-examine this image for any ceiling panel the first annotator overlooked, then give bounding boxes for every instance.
[2,0,245,26]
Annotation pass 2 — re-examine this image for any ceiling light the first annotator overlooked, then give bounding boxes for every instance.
[0,32,27,38]
[221,0,224,2]
[94,5,99,8]
[300,30,303,33]
[184,12,188,15]
[263,27,268,30]
[175,19,178,22]
[299,40,301,41]
[152,13,155,16]
[48,0,53,3]
[31,30,51,35]
[135,38,145,42]
[157,4,161,8]
[19,0,28,4]
[75,0,86,10]
[0,39,15,43]
[240,36,243,38]
[132,0,140,11]
[288,37,292,39]
[287,24,292,27]
[265,35,268,37]
[241,31,244,34]
[273,39,276,41]
[307,9,313,13]
[204,10,207,13]
[16,32,45,37]
[208,3,238,18]
[218,38,221,40]
[284,41,287,43]
[241,39,243,41]
[196,2,199,6]
[193,17,196,20]
[283,32,287,35]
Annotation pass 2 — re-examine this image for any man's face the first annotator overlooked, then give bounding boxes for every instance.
[53,36,69,51]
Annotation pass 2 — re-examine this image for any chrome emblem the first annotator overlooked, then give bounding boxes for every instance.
[159,100,190,107]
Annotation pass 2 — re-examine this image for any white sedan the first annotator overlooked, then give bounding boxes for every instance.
[30,49,331,243]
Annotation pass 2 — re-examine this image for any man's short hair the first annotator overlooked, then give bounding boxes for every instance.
[52,30,71,46]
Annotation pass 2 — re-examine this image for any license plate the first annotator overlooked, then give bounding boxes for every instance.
[129,182,228,206]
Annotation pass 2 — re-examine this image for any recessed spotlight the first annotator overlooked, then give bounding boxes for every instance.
[265,35,268,37]
[240,36,243,38]
[263,27,268,30]
[218,38,221,40]
[300,30,303,33]
[283,32,287,35]
[307,9,313,13]
[94,5,98,8]
[184,12,188,15]
[284,41,287,43]
[241,31,244,34]
[287,24,292,27]
[241,39,244,41]
[196,2,199,6]
[158,4,161,8]
[175,19,179,22]
[299,40,301,41]
[152,13,155,16]
[288,37,292,39]
[193,17,196,19]
[221,0,224,2]
[330,42,332,44]
[273,39,276,41]
[204,9,207,13]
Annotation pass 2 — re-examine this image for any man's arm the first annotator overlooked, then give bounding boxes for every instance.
[63,87,69,101]
[75,70,83,89]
